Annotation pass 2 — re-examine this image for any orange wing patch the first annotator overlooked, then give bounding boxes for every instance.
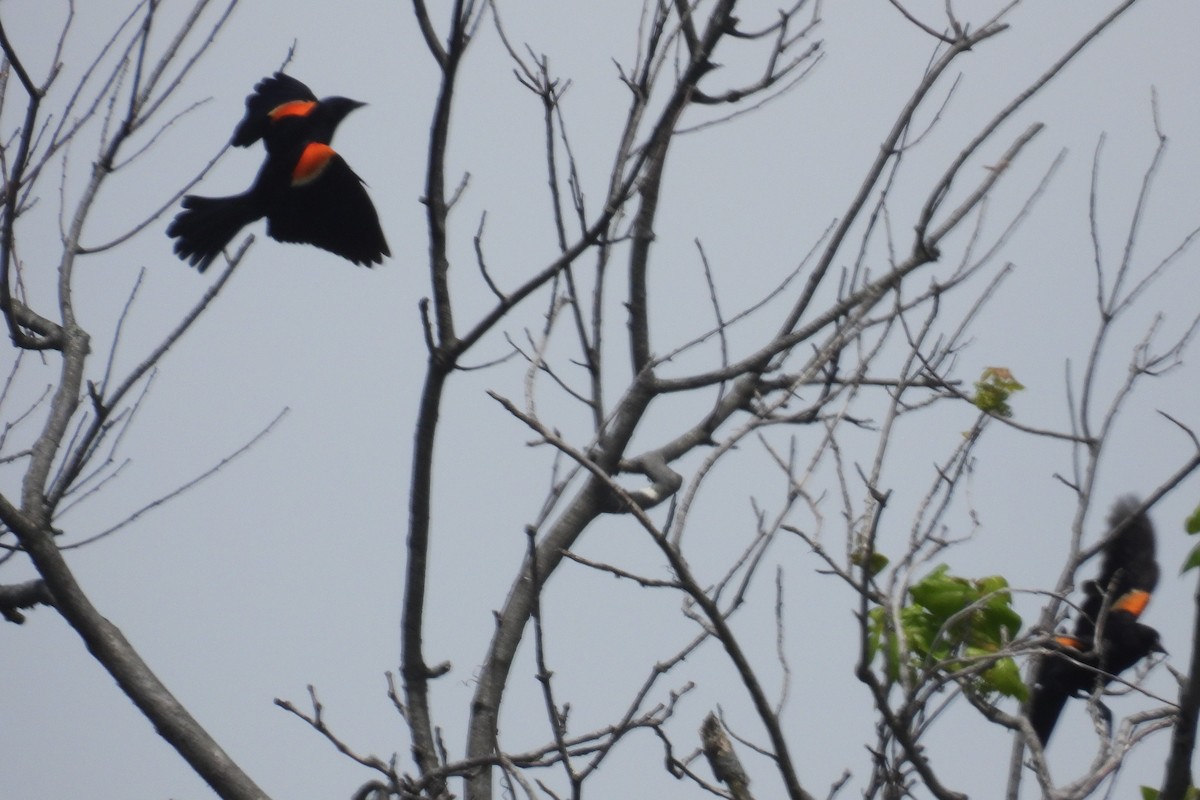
[269,100,318,122]
[1054,634,1083,650]
[1114,589,1151,617]
[292,143,336,186]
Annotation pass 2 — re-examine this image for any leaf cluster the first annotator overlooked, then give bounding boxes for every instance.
[868,564,1026,700]
[1142,786,1200,800]
[972,367,1024,418]
[1181,503,1200,573]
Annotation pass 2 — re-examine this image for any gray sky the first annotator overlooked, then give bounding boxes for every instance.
[2,1,1199,798]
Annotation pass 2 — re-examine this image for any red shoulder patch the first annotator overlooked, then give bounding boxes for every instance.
[269,99,318,122]
[292,142,336,185]
[1114,589,1151,617]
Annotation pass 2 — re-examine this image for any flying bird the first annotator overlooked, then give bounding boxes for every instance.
[168,74,388,271]
[1027,497,1163,746]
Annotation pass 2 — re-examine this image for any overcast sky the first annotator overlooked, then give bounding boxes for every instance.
[2,1,1199,798]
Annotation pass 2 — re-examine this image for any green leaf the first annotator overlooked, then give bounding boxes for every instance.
[975,604,1023,644]
[1187,504,1200,535]
[867,607,903,680]
[866,606,884,663]
[973,367,1025,418]
[868,565,1024,705]
[1183,543,1200,575]
[982,657,1028,701]
[851,548,890,576]
[1134,783,1200,799]
[910,566,979,619]
[976,574,1009,595]
[901,604,938,658]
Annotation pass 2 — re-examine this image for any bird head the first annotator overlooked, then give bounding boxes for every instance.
[320,96,367,126]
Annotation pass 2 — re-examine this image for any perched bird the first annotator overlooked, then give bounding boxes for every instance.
[168,74,388,271]
[1028,497,1163,746]
[230,72,364,153]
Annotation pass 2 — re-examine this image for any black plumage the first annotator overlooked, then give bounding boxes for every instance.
[231,72,364,153]
[167,74,388,270]
[1028,497,1163,746]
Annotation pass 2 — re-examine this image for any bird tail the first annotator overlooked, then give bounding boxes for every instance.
[1029,681,1069,746]
[167,194,258,272]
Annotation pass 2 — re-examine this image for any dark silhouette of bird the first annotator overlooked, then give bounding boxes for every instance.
[1028,497,1163,746]
[167,74,388,271]
[230,72,364,153]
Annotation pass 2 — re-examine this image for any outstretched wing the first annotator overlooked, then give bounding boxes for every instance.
[1098,497,1159,601]
[1028,497,1162,747]
[1076,497,1158,637]
[232,72,319,148]
[265,143,389,266]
